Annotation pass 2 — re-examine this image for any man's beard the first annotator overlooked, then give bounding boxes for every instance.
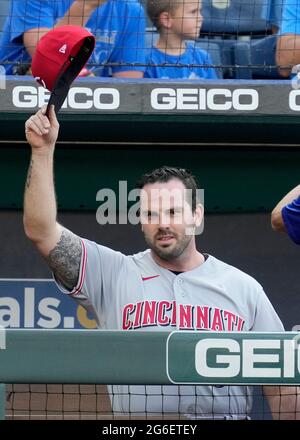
[144,231,192,261]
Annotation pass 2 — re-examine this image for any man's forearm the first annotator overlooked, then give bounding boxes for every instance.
[271,184,300,232]
[24,151,82,290]
[57,0,100,27]
[275,185,300,211]
[277,35,300,77]
[24,150,58,244]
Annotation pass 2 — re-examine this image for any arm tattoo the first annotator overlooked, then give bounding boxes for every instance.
[26,159,33,189]
[47,229,82,290]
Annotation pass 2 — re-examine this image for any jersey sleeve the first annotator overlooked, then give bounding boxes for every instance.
[9,0,55,43]
[110,2,146,73]
[279,0,300,35]
[54,238,127,324]
[250,287,284,331]
[281,195,300,245]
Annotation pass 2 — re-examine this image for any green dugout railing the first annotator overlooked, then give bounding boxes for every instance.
[1,330,300,419]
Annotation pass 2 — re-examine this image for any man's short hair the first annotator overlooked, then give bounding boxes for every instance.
[136,165,199,212]
[147,0,182,30]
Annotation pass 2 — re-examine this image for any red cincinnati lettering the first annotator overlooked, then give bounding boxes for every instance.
[179,304,194,329]
[170,300,177,326]
[141,300,157,326]
[133,301,143,329]
[211,308,224,331]
[122,303,134,330]
[223,310,236,331]
[157,301,172,326]
[195,306,210,329]
[236,316,245,331]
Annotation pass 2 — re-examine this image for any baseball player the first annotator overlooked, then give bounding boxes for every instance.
[24,106,299,419]
[272,184,300,244]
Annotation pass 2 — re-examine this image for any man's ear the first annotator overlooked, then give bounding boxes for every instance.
[194,203,204,228]
[159,11,173,29]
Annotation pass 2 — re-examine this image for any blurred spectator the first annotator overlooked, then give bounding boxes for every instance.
[276,0,300,78]
[262,0,283,34]
[145,0,217,79]
[0,0,146,78]
[271,184,300,245]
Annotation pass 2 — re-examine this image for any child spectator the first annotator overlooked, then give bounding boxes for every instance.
[145,0,217,79]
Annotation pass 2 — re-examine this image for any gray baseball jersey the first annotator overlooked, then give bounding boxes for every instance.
[56,238,284,419]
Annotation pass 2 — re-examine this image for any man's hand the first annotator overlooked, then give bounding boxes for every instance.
[25,105,59,152]
[77,0,106,6]
[56,0,106,27]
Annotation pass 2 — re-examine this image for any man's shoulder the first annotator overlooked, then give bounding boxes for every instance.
[83,238,149,261]
[129,249,151,261]
[206,255,263,289]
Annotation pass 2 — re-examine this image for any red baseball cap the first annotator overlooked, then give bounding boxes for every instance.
[31,25,95,113]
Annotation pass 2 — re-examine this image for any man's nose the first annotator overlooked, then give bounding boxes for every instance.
[158,213,171,228]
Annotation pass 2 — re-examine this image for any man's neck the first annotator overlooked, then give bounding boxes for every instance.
[151,248,205,272]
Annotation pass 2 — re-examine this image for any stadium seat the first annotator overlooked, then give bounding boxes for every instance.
[201,0,276,35]
[0,0,10,40]
[195,39,224,79]
[261,0,283,31]
[0,0,10,29]
[234,35,280,79]
[198,37,238,78]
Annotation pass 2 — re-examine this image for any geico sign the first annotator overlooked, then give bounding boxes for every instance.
[151,88,259,111]
[12,86,120,109]
[195,338,300,379]
[288,90,300,111]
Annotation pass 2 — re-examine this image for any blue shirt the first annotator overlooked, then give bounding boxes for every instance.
[279,0,300,35]
[0,0,146,75]
[261,0,283,29]
[282,195,300,244]
[144,43,218,79]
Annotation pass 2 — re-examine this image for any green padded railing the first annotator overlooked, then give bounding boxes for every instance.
[1,329,300,384]
[1,330,300,419]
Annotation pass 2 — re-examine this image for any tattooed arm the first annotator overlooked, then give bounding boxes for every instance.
[47,229,82,290]
[24,106,81,290]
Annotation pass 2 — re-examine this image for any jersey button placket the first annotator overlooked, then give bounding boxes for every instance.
[177,277,185,297]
